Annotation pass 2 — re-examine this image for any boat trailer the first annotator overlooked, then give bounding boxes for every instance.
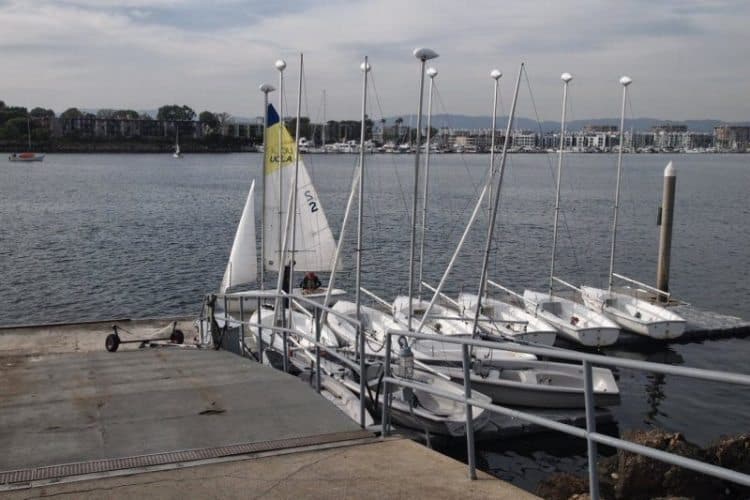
[105,322,185,352]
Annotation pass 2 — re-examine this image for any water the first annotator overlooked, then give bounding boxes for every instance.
[1,152,748,490]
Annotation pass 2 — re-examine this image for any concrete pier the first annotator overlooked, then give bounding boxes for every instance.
[0,318,535,498]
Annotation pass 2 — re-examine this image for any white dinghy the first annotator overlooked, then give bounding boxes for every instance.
[579,78,685,339]
[436,358,620,408]
[522,73,619,347]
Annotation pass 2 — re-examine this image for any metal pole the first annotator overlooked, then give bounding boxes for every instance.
[550,73,573,295]
[259,84,275,290]
[608,76,632,291]
[462,344,477,480]
[356,56,370,430]
[583,360,600,500]
[276,59,286,275]
[257,297,264,363]
[239,297,245,356]
[469,69,501,335]
[382,332,392,437]
[315,307,321,393]
[282,331,289,372]
[289,53,304,298]
[656,161,677,301]
[418,67,437,300]
[408,48,439,332]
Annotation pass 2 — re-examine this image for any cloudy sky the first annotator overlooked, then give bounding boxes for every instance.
[1,0,748,122]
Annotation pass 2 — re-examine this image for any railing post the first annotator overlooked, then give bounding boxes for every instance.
[223,295,228,324]
[462,344,477,480]
[358,323,367,429]
[239,297,245,357]
[382,332,392,437]
[199,297,205,344]
[257,297,264,364]
[583,360,600,500]
[315,307,322,393]
[282,331,289,373]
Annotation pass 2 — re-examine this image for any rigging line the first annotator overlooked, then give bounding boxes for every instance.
[369,71,414,234]
[523,64,581,274]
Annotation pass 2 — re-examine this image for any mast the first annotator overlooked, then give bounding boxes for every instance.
[27,116,31,150]
[407,47,439,331]
[355,58,370,321]
[275,59,287,271]
[415,63,523,335]
[259,83,276,289]
[288,54,304,294]
[417,66,438,300]
[469,68,502,334]
[549,72,573,296]
[608,76,632,291]
[322,90,327,147]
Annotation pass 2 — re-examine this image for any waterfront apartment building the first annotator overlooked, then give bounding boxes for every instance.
[714,125,750,152]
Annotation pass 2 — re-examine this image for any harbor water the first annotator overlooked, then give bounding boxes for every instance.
[1,152,748,490]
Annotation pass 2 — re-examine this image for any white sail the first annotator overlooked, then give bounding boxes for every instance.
[220,180,257,293]
[262,104,337,272]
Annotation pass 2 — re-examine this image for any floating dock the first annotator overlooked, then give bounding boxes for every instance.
[0,318,535,499]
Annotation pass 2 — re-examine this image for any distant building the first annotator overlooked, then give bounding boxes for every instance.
[714,126,750,152]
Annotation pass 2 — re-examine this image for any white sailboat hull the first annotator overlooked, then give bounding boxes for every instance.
[8,152,44,162]
[523,290,620,347]
[457,293,557,346]
[436,359,620,408]
[328,300,533,364]
[580,286,686,339]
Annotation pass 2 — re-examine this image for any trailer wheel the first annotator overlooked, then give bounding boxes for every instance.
[171,329,185,344]
[106,333,120,352]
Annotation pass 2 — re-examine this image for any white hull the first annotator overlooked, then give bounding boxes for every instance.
[523,290,620,347]
[247,305,340,351]
[436,359,620,408]
[580,286,686,339]
[457,293,557,346]
[390,297,536,363]
[339,367,492,437]
[328,300,534,364]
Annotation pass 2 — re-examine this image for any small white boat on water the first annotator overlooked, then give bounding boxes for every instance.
[578,78,685,340]
[523,290,620,347]
[580,286,685,339]
[456,293,557,346]
[436,358,620,408]
[337,364,492,437]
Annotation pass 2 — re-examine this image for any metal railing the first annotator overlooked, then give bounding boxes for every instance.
[199,290,371,428]
[380,329,750,498]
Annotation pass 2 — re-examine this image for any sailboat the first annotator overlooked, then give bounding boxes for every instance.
[173,126,182,158]
[8,116,45,162]
[579,77,685,339]
[523,72,620,347]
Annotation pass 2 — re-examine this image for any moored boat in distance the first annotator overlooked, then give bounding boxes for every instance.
[8,152,45,162]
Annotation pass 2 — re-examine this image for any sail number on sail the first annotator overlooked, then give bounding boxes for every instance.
[304,190,319,212]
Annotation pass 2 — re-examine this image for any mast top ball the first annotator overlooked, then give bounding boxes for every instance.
[491,69,502,80]
[561,72,573,83]
[413,48,439,61]
[259,83,276,93]
[360,62,371,73]
[275,59,287,71]
[427,67,438,78]
[619,75,632,86]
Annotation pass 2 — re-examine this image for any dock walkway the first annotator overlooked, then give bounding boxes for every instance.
[0,318,535,498]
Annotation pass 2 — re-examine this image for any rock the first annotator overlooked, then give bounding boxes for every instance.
[536,472,588,500]
[705,434,750,497]
[615,429,721,499]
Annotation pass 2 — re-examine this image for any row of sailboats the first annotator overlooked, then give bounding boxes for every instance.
[209,50,688,433]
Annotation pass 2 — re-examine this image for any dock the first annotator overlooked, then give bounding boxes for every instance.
[0,318,535,499]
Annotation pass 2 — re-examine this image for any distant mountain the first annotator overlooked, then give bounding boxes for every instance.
[378,115,748,133]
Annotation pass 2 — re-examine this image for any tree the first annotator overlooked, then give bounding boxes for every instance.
[96,109,116,119]
[157,104,196,121]
[60,108,84,120]
[30,107,55,119]
[395,117,403,142]
[199,111,219,133]
[216,112,233,135]
[112,109,140,120]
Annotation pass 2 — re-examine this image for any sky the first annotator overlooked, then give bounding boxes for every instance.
[1,0,748,123]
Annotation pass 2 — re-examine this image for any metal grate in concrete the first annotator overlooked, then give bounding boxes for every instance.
[0,429,372,485]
